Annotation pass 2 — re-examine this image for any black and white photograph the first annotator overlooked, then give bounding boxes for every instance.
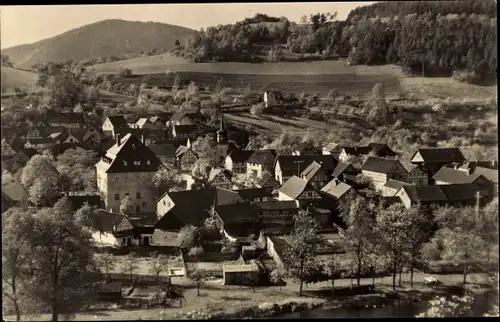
[1,1,498,320]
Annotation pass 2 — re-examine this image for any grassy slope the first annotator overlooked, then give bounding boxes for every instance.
[0,67,39,95]
[1,19,197,69]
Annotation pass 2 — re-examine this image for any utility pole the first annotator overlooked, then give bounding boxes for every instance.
[294,160,304,177]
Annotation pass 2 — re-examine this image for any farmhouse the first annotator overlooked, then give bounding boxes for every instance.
[102,115,128,138]
[246,149,277,179]
[95,133,160,214]
[168,107,204,126]
[24,137,57,150]
[225,149,255,174]
[466,166,498,196]
[322,142,342,157]
[253,200,300,227]
[410,147,466,180]
[43,111,85,128]
[338,142,396,162]
[171,124,199,139]
[223,263,261,286]
[382,179,412,197]
[331,161,360,184]
[277,175,322,207]
[300,161,330,189]
[211,203,260,240]
[292,141,321,156]
[237,187,274,203]
[175,145,198,172]
[320,179,355,202]
[432,166,489,185]
[274,155,336,185]
[401,162,428,185]
[361,156,407,191]
[208,168,233,190]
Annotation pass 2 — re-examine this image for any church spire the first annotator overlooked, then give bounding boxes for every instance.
[217,106,227,144]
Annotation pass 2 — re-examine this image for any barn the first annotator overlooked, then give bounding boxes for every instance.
[222,263,261,286]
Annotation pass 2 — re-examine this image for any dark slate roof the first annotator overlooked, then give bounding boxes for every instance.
[277,175,308,199]
[473,166,498,184]
[227,149,255,164]
[411,148,466,163]
[155,112,174,123]
[45,111,85,124]
[400,162,419,173]
[332,162,357,178]
[320,180,353,199]
[214,203,258,222]
[253,200,299,210]
[440,184,481,201]
[276,155,337,176]
[432,167,483,184]
[147,143,177,158]
[383,179,412,190]
[361,156,400,174]
[173,124,200,135]
[461,161,498,171]
[300,161,322,182]
[367,142,397,156]
[67,193,102,211]
[96,133,160,173]
[342,146,371,156]
[170,107,201,122]
[400,186,448,203]
[237,188,274,201]
[247,149,277,167]
[95,210,125,233]
[296,141,319,153]
[156,138,189,149]
[27,137,55,144]
[107,115,128,128]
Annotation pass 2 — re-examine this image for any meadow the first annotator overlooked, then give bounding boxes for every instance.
[1,67,38,95]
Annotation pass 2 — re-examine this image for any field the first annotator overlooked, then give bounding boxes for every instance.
[1,67,39,95]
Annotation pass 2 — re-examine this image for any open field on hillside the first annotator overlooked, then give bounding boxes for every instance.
[400,77,497,100]
[1,67,38,95]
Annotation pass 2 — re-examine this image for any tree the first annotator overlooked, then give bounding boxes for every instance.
[189,269,203,296]
[152,165,185,195]
[95,253,116,281]
[74,202,100,232]
[174,39,181,48]
[119,196,136,217]
[118,68,132,77]
[188,246,204,256]
[21,198,99,322]
[283,210,319,296]
[21,155,63,207]
[376,203,412,290]
[340,195,376,287]
[177,225,197,250]
[87,86,100,108]
[250,103,265,117]
[270,269,284,290]
[148,252,170,285]
[417,291,475,317]
[2,208,35,322]
[120,253,139,282]
[368,83,387,125]
[41,71,81,112]
[324,255,340,297]
[1,54,14,67]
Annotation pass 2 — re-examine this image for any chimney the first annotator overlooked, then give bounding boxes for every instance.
[116,133,121,145]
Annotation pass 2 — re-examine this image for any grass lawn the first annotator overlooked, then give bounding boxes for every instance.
[1,67,39,95]
[7,272,491,321]
[106,255,184,277]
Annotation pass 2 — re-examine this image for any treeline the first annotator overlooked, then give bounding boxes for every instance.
[346,0,497,21]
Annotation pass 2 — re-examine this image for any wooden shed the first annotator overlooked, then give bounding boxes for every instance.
[222,263,260,286]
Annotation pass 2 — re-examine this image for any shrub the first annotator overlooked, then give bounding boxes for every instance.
[188,246,204,256]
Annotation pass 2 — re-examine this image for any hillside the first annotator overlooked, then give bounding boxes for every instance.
[0,67,38,95]
[1,19,197,69]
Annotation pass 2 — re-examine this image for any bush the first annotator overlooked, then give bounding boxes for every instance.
[188,246,204,256]
[118,68,132,77]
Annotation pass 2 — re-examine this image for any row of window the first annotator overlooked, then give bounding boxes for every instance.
[123,160,151,166]
[114,192,143,200]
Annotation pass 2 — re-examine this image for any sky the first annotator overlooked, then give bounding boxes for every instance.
[0,2,374,49]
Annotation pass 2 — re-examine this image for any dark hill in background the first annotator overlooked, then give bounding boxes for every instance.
[1,19,197,69]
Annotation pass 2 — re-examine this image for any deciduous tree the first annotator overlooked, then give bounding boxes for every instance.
[120,253,139,282]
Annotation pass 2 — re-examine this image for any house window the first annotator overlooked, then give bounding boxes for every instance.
[125,193,129,197]
[115,194,120,200]
[142,202,147,209]
[136,192,141,199]
[136,205,140,212]
[163,200,166,205]
[122,238,126,245]
[123,161,128,166]
[115,177,119,183]
[147,160,151,165]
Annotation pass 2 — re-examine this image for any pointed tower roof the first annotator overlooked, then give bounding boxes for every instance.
[217,107,227,134]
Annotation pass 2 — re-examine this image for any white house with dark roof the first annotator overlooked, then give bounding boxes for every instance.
[382,179,412,197]
[102,115,129,138]
[361,156,407,191]
[246,149,277,179]
[95,133,161,214]
[410,147,466,180]
[400,162,428,185]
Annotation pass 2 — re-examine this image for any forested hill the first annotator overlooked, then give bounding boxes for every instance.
[178,0,496,84]
[346,0,497,21]
[1,19,196,69]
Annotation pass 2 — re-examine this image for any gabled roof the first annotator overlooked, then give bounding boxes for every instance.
[156,138,189,149]
[332,162,357,178]
[367,142,396,156]
[67,193,102,211]
[170,107,201,122]
[400,162,419,173]
[472,166,498,184]
[148,143,177,158]
[155,112,174,123]
[258,171,279,187]
[176,145,197,158]
[399,185,448,203]
[208,168,232,182]
[383,179,412,190]
[248,149,277,168]
[95,209,125,233]
[106,115,128,128]
[411,148,466,164]
[362,156,400,174]
[26,137,56,145]
[45,111,85,124]
[276,155,337,175]
[440,184,481,201]
[461,161,498,171]
[214,203,258,222]
[227,149,255,164]
[1,181,27,203]
[323,142,339,152]
[237,188,274,201]
[296,141,319,153]
[136,118,151,127]
[300,161,322,182]
[320,180,353,200]
[96,133,160,173]
[173,124,199,135]
[277,175,308,200]
[432,167,484,184]
[341,146,371,156]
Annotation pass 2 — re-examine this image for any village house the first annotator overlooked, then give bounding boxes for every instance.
[246,149,277,179]
[237,187,275,203]
[277,175,323,207]
[1,181,29,213]
[274,155,337,185]
[24,137,58,150]
[95,133,161,214]
[292,141,322,156]
[320,178,355,203]
[102,115,129,138]
[410,147,466,182]
[171,124,200,140]
[457,162,498,196]
[168,107,204,126]
[135,118,155,129]
[149,115,169,128]
[300,161,331,189]
[26,126,67,139]
[432,166,494,197]
[361,156,407,191]
[401,162,428,185]
[210,203,260,240]
[225,149,255,174]
[175,145,198,172]
[382,179,412,197]
[257,171,281,190]
[322,142,342,158]
[263,90,284,108]
[155,187,245,231]
[43,111,85,128]
[253,200,300,227]
[208,168,233,190]
[147,143,177,166]
[338,142,396,162]
[331,161,360,185]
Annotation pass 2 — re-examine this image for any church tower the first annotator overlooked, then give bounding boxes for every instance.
[217,107,228,144]
[215,107,229,166]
